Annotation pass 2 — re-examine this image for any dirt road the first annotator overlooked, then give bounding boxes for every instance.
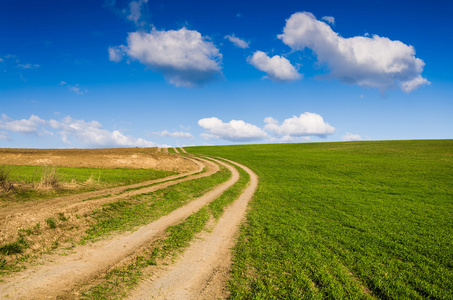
[127,159,258,300]
[0,158,243,299]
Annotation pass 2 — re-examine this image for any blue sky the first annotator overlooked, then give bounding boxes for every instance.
[0,0,451,148]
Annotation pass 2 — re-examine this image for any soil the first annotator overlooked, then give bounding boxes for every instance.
[0,147,193,172]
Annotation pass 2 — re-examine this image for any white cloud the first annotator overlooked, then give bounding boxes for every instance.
[224,34,249,49]
[153,130,193,139]
[114,28,223,87]
[0,114,163,148]
[342,132,362,141]
[248,51,301,82]
[278,12,430,92]
[264,112,335,137]
[0,114,46,134]
[59,81,87,94]
[49,116,158,147]
[198,117,267,142]
[322,16,335,24]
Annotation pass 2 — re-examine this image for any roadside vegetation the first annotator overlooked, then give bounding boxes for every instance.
[0,165,175,202]
[188,140,453,299]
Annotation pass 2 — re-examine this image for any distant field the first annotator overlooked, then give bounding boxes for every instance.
[187,140,453,299]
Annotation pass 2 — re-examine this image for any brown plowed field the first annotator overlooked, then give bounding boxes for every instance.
[0,147,195,172]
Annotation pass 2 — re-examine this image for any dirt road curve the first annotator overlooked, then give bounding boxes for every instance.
[0,158,240,299]
[173,147,179,154]
[127,159,257,300]
[179,147,188,153]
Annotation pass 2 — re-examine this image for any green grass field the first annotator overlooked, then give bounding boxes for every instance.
[187,140,453,299]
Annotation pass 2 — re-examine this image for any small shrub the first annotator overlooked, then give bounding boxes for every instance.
[46,217,57,229]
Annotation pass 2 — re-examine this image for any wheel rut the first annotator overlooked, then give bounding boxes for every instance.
[126,158,258,300]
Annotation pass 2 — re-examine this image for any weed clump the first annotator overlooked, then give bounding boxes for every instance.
[38,166,60,189]
[46,217,57,229]
[0,242,23,255]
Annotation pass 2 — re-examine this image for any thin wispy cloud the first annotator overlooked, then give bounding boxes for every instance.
[321,16,335,24]
[224,34,249,49]
[153,130,193,139]
[60,81,87,95]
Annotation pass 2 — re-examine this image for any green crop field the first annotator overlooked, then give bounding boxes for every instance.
[187,140,453,299]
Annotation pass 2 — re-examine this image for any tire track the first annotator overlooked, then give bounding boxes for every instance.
[0,158,239,300]
[127,158,258,300]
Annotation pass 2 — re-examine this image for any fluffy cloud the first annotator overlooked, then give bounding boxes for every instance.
[264,112,335,137]
[198,113,335,143]
[342,132,362,141]
[153,130,193,139]
[224,34,249,49]
[0,114,46,134]
[278,12,430,92]
[111,28,223,87]
[321,16,335,24]
[248,51,301,82]
[198,117,267,142]
[0,114,163,148]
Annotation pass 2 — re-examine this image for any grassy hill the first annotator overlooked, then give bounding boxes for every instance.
[187,140,453,299]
